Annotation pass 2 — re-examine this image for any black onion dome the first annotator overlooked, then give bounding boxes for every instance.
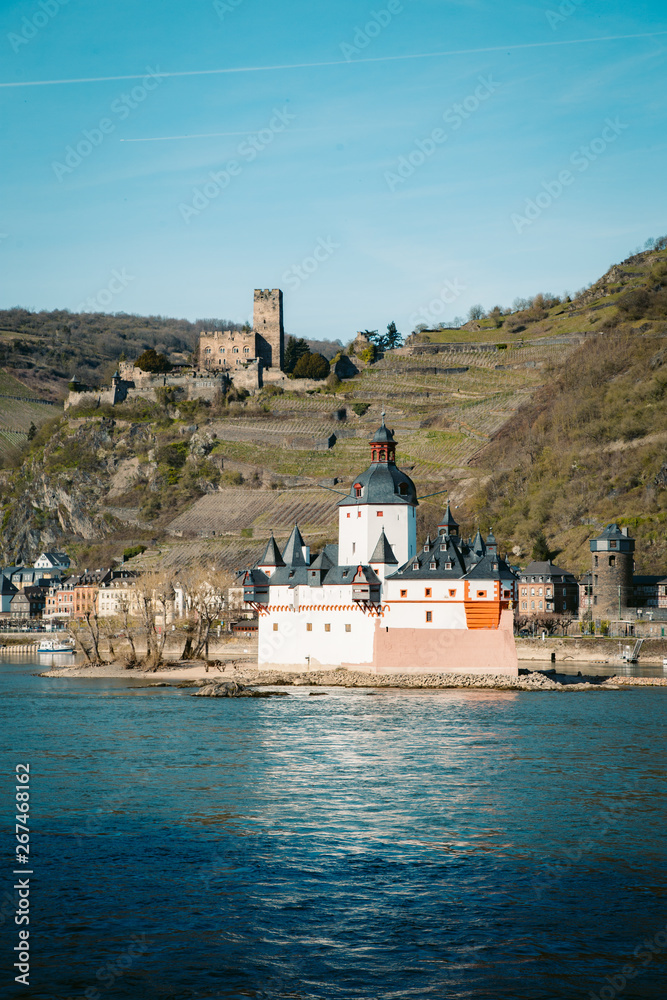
[338,462,417,507]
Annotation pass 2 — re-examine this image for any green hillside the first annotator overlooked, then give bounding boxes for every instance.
[469,243,667,574]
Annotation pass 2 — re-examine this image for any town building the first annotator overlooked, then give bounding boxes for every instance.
[96,571,140,618]
[518,561,579,617]
[242,419,519,675]
[10,587,47,619]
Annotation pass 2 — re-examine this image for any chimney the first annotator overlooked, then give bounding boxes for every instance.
[621,527,628,537]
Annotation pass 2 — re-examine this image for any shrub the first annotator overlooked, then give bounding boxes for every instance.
[352,402,370,416]
[359,346,376,364]
[222,470,243,486]
[156,441,188,469]
[134,349,172,373]
[123,544,146,561]
[293,352,331,380]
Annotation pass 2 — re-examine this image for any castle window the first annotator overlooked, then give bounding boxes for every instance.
[595,555,598,567]
[425,588,431,598]
[429,561,437,570]
[345,624,351,632]
[233,347,238,353]
[449,589,456,597]
[477,591,486,598]
[400,589,407,598]
[357,510,361,518]
[355,486,362,497]
[609,556,616,567]
[610,540,617,549]
[244,347,249,353]
[377,511,383,517]
[324,623,331,632]
[272,623,278,631]
[445,562,453,570]
[425,611,432,622]
[219,347,224,352]
[412,563,419,571]
[205,348,211,353]
[306,623,312,632]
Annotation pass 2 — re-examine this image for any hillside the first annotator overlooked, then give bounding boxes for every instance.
[1,239,665,577]
[470,242,667,574]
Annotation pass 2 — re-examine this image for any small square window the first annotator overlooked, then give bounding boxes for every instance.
[477,590,486,598]
[324,623,331,632]
[400,589,407,598]
[346,512,350,518]
[425,588,431,598]
[377,511,383,517]
[345,624,351,632]
[306,623,312,632]
[425,611,432,622]
[357,510,362,518]
[449,589,456,597]
[272,623,278,631]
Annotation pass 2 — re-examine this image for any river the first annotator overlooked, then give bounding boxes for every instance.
[1,656,666,999]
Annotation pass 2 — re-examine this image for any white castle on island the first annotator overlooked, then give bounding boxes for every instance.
[242,418,519,675]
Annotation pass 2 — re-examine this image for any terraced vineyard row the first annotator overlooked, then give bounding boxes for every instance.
[168,488,341,537]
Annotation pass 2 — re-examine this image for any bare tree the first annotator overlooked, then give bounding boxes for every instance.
[176,567,232,660]
[135,571,175,672]
[70,610,106,665]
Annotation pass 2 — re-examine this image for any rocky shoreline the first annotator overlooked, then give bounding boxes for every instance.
[38,659,667,691]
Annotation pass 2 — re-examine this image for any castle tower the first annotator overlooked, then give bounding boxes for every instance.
[253,288,284,370]
[337,416,417,568]
[590,523,635,618]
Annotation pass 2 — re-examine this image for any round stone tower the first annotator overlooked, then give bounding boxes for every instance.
[590,523,634,618]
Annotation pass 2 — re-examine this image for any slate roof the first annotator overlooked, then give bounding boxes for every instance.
[370,420,396,444]
[438,501,459,533]
[388,531,516,583]
[520,561,578,582]
[595,523,630,540]
[281,525,307,567]
[259,534,285,568]
[337,462,417,507]
[369,529,398,564]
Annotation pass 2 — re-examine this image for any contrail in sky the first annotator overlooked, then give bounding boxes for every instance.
[0,31,664,88]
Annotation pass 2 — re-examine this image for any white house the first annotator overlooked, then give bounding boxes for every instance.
[242,420,519,676]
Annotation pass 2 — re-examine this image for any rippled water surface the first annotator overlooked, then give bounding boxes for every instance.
[1,658,666,999]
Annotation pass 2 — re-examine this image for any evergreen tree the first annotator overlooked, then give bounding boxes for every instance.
[292,352,330,380]
[531,531,551,562]
[283,336,310,374]
[385,321,403,349]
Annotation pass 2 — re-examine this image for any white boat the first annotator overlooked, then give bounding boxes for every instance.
[37,637,76,653]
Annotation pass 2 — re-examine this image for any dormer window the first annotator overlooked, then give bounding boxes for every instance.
[354,484,362,498]
[429,561,437,570]
[445,561,453,570]
[398,483,408,495]
[412,563,419,571]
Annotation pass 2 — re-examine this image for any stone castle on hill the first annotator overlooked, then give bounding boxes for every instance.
[65,289,289,410]
[198,288,284,376]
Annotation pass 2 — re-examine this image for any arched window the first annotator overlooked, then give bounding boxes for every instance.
[609,555,616,567]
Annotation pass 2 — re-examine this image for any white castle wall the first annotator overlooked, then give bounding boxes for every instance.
[338,504,416,567]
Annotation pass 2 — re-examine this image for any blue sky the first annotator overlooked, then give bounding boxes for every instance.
[1,0,666,341]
